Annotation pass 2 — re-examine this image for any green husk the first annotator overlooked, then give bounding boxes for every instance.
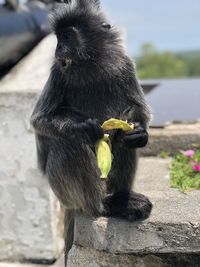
[95,119,135,179]
[96,134,112,179]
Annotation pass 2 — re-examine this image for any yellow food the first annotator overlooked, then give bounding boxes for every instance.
[96,119,134,179]
[96,134,112,179]
[102,118,134,132]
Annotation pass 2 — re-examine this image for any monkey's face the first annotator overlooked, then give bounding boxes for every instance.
[55,26,81,66]
[51,1,119,67]
[55,21,112,66]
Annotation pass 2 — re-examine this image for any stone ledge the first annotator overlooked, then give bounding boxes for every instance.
[141,123,200,156]
[68,157,200,267]
[73,216,200,254]
[67,245,200,267]
[68,246,167,267]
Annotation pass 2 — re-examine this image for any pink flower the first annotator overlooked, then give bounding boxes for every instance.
[193,164,200,172]
[182,150,195,158]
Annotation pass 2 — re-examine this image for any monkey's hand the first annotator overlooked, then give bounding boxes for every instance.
[123,123,148,148]
[79,118,104,144]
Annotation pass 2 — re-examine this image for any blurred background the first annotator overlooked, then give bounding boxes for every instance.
[0,0,199,265]
[1,0,200,78]
[102,0,200,79]
[1,0,200,126]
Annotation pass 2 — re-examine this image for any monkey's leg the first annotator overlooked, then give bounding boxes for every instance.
[47,139,104,266]
[46,138,104,216]
[104,144,152,221]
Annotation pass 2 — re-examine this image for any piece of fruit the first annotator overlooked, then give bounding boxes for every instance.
[102,118,134,132]
[96,119,135,179]
[96,134,113,179]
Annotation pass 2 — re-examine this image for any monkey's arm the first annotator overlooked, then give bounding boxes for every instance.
[31,109,103,143]
[122,95,150,148]
[126,81,151,128]
[122,66,151,148]
[31,74,103,142]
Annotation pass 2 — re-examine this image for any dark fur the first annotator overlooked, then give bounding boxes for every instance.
[31,0,152,264]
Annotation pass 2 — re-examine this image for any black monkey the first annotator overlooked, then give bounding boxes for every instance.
[31,0,152,263]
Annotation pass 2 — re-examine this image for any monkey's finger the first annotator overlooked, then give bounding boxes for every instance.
[125,127,146,136]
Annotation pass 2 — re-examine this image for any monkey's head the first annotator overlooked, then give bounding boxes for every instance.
[50,0,121,68]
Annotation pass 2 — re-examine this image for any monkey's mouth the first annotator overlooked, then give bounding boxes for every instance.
[59,58,72,67]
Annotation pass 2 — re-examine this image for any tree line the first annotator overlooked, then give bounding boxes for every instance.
[135,43,200,79]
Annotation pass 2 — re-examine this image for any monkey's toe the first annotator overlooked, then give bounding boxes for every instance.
[102,191,152,222]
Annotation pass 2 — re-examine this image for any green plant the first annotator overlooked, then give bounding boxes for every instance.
[170,150,200,192]
[159,151,170,159]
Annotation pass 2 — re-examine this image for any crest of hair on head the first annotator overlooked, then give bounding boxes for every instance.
[49,0,101,32]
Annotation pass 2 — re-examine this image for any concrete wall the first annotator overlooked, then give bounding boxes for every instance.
[0,35,64,262]
[0,91,64,262]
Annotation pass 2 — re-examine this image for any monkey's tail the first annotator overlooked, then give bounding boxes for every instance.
[64,209,75,267]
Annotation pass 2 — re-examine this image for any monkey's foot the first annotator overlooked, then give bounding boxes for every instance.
[102,191,152,222]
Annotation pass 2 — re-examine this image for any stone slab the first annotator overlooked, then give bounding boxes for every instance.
[72,158,200,255]
[135,157,200,224]
[67,245,200,267]
[68,246,168,267]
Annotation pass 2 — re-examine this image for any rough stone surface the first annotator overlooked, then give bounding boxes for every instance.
[135,158,200,224]
[0,256,64,267]
[141,123,200,156]
[0,35,63,262]
[68,246,168,267]
[68,246,200,267]
[0,91,64,262]
[68,158,200,266]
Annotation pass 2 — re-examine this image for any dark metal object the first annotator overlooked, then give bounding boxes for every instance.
[142,79,200,127]
[0,0,50,75]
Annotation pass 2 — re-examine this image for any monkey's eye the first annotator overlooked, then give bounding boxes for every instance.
[101,23,111,30]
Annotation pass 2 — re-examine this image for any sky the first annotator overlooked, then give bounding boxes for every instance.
[101,0,200,56]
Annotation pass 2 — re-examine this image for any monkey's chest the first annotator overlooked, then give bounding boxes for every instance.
[65,87,128,122]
